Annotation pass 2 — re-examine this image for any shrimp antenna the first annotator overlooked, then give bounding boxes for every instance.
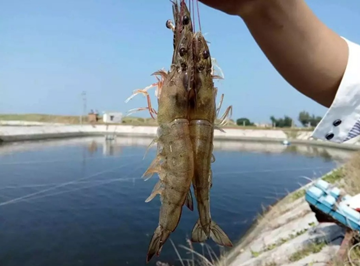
[196,0,201,32]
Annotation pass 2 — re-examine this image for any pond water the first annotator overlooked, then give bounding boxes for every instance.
[0,137,353,266]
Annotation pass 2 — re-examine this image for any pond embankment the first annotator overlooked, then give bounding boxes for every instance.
[220,168,357,266]
[1,123,359,151]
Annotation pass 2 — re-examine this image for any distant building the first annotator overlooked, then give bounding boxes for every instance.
[103,112,122,123]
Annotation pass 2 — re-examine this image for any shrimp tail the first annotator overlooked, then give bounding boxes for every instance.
[146,226,171,263]
[209,220,233,247]
[190,219,208,242]
[191,219,233,247]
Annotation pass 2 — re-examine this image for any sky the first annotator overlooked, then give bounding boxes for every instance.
[1,0,360,124]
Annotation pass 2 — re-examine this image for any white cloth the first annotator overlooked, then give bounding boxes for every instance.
[312,37,360,143]
[343,194,360,210]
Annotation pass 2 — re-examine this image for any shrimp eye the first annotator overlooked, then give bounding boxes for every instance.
[181,63,187,70]
[179,48,187,56]
[202,50,210,59]
[166,19,172,29]
[182,15,190,25]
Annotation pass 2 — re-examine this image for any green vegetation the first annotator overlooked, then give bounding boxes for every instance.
[298,111,322,127]
[270,115,293,128]
[289,189,306,202]
[236,118,254,126]
[288,241,326,262]
[322,168,344,184]
[287,167,345,205]
[250,249,261,258]
[340,153,360,196]
[234,110,322,129]
[265,229,308,251]
[347,244,360,266]
[308,222,316,227]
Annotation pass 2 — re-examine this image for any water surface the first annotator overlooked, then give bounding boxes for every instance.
[0,137,352,266]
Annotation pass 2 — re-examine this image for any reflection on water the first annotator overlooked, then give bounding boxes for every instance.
[0,137,355,266]
[0,137,354,164]
[87,141,98,155]
[284,145,334,162]
[103,140,122,156]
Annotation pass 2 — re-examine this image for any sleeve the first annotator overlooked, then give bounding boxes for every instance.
[312,37,360,143]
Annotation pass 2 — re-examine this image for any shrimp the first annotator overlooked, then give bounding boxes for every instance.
[188,31,232,247]
[143,4,196,263]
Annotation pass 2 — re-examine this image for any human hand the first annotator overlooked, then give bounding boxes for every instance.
[198,0,259,16]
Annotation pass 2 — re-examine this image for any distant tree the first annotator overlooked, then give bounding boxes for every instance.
[270,116,276,126]
[298,111,322,127]
[236,118,253,126]
[309,115,322,127]
[283,116,293,127]
[298,111,311,127]
[270,115,293,128]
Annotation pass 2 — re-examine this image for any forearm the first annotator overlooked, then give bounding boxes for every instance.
[238,0,348,107]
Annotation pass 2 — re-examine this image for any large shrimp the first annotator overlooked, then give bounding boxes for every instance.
[142,6,196,263]
[188,31,233,247]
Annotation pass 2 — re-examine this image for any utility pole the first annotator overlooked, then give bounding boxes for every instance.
[80,91,87,125]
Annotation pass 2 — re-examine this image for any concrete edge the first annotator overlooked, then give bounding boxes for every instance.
[1,132,358,151]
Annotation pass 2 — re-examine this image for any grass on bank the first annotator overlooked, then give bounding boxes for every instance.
[339,153,360,196]
[288,240,327,262]
[0,113,314,130]
[346,243,360,266]
[289,189,306,202]
[322,168,344,184]
[249,228,310,259]
[156,239,229,266]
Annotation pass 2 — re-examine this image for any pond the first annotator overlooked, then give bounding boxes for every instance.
[0,137,352,266]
